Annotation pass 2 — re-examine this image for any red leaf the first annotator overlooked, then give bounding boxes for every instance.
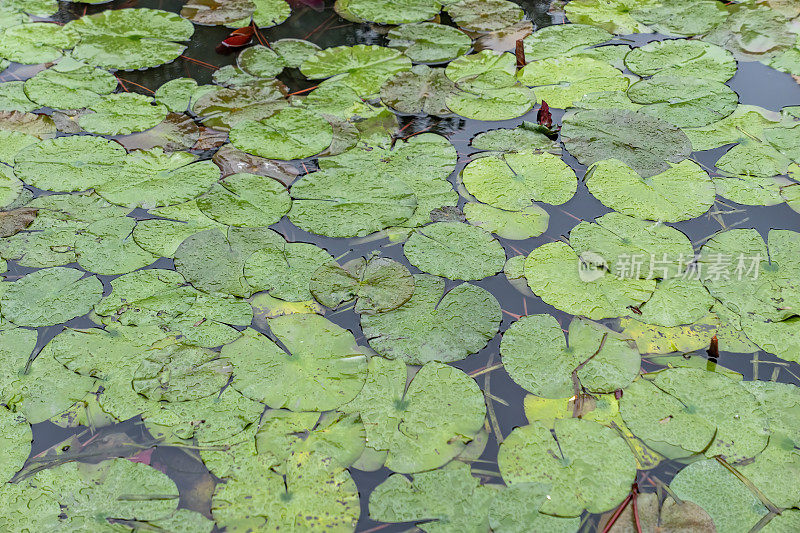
[216,29,253,55]
[537,101,552,129]
[128,448,154,466]
[515,39,526,69]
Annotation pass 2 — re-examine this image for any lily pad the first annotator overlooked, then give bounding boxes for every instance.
[345,356,486,473]
[93,269,195,326]
[522,24,611,61]
[381,65,456,116]
[310,256,414,314]
[585,159,715,222]
[404,222,506,280]
[79,92,168,136]
[446,84,534,120]
[387,22,472,64]
[192,80,287,131]
[361,274,500,364]
[0,22,77,64]
[498,417,637,516]
[1,267,102,327]
[463,202,549,240]
[243,241,334,301]
[624,39,737,82]
[174,226,283,297]
[13,134,127,192]
[301,45,412,97]
[564,0,652,34]
[238,45,286,78]
[0,406,30,482]
[445,50,516,89]
[599,493,715,533]
[471,123,561,154]
[445,0,524,33]
[501,314,640,398]
[631,0,727,37]
[462,151,577,209]
[561,108,692,177]
[620,368,769,461]
[23,58,117,111]
[517,56,629,109]
[180,0,256,25]
[702,5,795,61]
[96,149,220,208]
[154,78,199,113]
[230,107,332,160]
[524,241,655,319]
[221,315,368,410]
[0,82,37,113]
[289,168,417,237]
[345,0,442,24]
[196,172,289,227]
[227,0,291,28]
[75,216,158,275]
[627,75,738,127]
[67,8,194,70]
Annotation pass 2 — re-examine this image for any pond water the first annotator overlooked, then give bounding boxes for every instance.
[1,0,800,531]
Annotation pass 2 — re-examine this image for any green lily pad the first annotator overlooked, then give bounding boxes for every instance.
[164,291,252,347]
[461,151,577,209]
[446,84,534,120]
[75,216,158,275]
[301,45,412,97]
[289,168,417,237]
[0,82,37,112]
[370,462,498,533]
[361,274,500,364]
[174,226,283,297]
[387,22,472,64]
[1,267,101,327]
[404,222,506,281]
[211,451,359,532]
[345,0,442,24]
[625,39,736,82]
[79,92,168,136]
[502,314,639,398]
[627,75,738,127]
[196,172,289,227]
[23,58,117,111]
[318,133,456,228]
[621,368,769,461]
[517,56,629,109]
[192,80,287,131]
[564,0,653,34]
[180,0,256,25]
[27,193,129,230]
[522,23,611,61]
[715,139,791,178]
[561,108,692,177]
[637,277,715,327]
[498,417,637,516]
[344,356,486,473]
[524,241,655,319]
[445,0,524,33]
[221,315,368,410]
[445,50,516,89]
[703,5,795,61]
[569,211,695,280]
[0,130,36,167]
[471,123,561,154]
[631,0,727,37]
[0,22,77,64]
[1,0,56,17]
[116,112,202,153]
[0,406,30,482]
[238,45,286,78]
[227,0,291,28]
[0,166,22,208]
[310,256,415,314]
[154,77,199,113]
[585,159,715,222]
[698,228,800,322]
[67,8,194,70]
[132,343,232,402]
[464,202,549,240]
[616,313,719,355]
[230,107,332,160]
[670,459,767,533]
[13,134,127,192]
[94,269,195,326]
[243,241,334,301]
[682,104,784,151]
[489,482,582,533]
[742,380,800,446]
[380,65,456,116]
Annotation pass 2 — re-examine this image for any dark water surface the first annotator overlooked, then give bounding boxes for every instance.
[4,0,800,531]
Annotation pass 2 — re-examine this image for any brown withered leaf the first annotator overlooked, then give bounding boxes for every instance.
[0,207,37,237]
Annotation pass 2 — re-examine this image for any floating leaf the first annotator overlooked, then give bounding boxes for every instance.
[301,45,412,97]
[616,313,719,355]
[446,84,534,120]
[599,493,715,533]
[628,75,738,127]
[196,172,289,227]
[133,344,232,402]
[154,77,199,113]
[631,0,727,37]
[0,22,77,64]
[489,482,582,533]
[471,123,561,154]
[524,241,655,319]
[345,0,442,24]
[243,241,333,301]
[463,202,549,240]
[67,8,195,70]
[404,222,506,280]
[361,274,500,364]
[445,0,524,33]
[1,267,101,327]
[79,92,168,136]
[585,159,715,222]
[238,44,286,77]
[75,216,158,275]
[94,269,195,326]
[624,39,736,82]
[381,65,456,116]
[310,257,414,314]
[0,81,37,112]
[561,108,692,177]
[522,23,611,61]
[180,0,256,25]
[222,316,368,410]
[0,406,31,483]
[517,56,628,109]
[344,356,486,473]
[23,58,117,111]
[501,314,639,398]
[387,22,472,64]
[227,0,291,28]
[620,368,769,461]
[230,107,332,160]
[703,5,795,61]
[564,0,652,34]
[445,50,516,88]
[498,417,637,516]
